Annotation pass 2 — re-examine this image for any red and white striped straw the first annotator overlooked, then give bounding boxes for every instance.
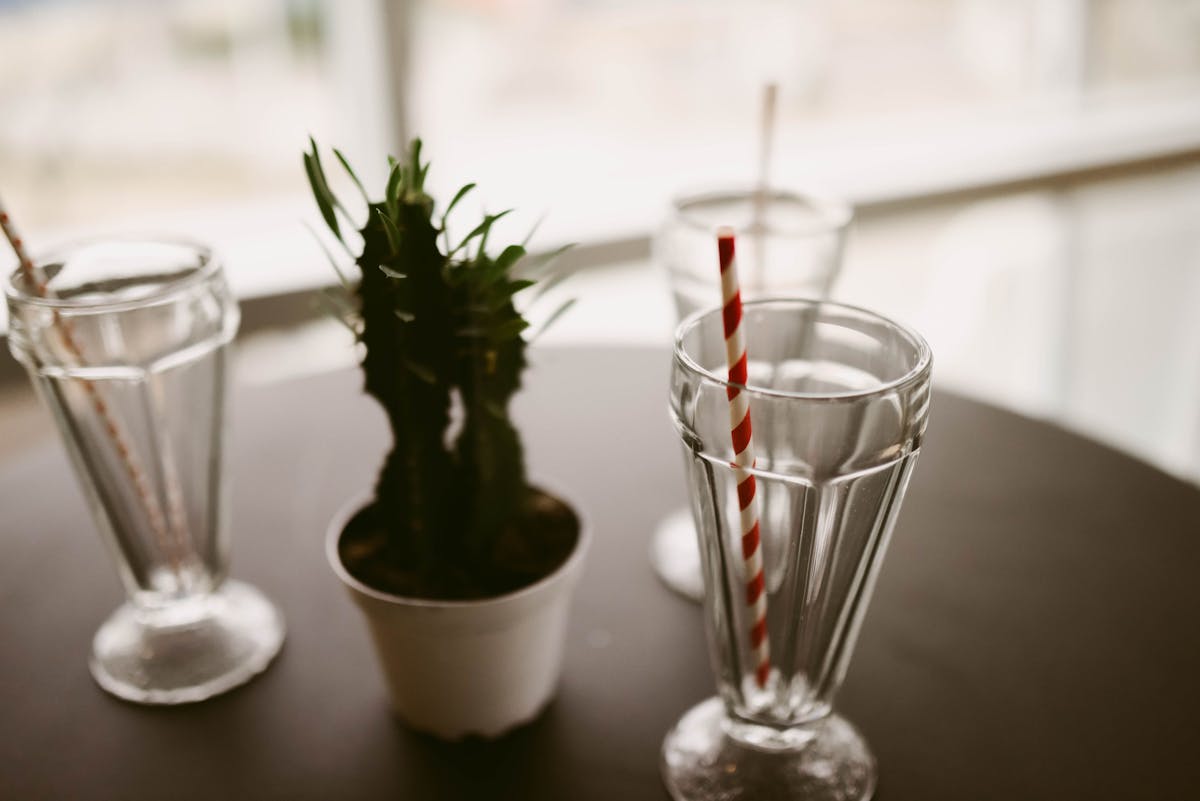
[717,227,771,688]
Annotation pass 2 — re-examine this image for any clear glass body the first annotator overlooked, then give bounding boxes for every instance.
[663,298,932,801]
[5,239,284,704]
[652,188,852,602]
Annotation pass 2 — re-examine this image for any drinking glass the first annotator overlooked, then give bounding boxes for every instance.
[5,238,285,704]
[653,188,852,600]
[663,299,932,801]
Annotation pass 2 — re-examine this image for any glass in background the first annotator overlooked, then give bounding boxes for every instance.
[652,187,851,601]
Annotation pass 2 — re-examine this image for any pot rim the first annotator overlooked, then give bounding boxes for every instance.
[325,482,590,610]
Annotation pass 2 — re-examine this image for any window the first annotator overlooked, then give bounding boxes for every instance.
[0,0,387,297]
[4,1,1199,251]
[407,0,1200,242]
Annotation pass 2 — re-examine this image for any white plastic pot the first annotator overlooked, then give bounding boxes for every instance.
[325,492,589,740]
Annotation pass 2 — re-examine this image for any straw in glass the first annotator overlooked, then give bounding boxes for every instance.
[749,81,778,294]
[717,226,772,688]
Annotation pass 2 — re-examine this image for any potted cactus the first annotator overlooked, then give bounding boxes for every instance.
[306,139,586,739]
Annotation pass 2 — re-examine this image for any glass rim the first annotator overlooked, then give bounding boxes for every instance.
[673,297,933,402]
[4,235,220,314]
[671,186,853,239]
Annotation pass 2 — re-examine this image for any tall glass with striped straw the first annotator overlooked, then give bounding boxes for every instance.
[663,297,932,801]
[4,235,285,705]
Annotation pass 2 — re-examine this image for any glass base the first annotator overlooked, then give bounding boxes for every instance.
[90,579,285,705]
[650,507,704,602]
[661,698,876,801]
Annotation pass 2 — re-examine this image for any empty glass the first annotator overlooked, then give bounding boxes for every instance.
[5,238,284,704]
[663,299,932,801]
[653,187,852,600]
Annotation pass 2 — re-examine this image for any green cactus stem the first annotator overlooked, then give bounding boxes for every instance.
[305,138,576,599]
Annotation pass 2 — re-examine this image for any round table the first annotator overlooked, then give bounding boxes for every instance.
[1,345,1197,800]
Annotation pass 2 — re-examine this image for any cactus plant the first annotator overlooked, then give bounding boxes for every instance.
[305,138,577,600]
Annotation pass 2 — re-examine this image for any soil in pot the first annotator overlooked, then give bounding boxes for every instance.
[338,488,579,601]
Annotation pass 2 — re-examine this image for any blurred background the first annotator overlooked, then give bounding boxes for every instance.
[1,0,1199,480]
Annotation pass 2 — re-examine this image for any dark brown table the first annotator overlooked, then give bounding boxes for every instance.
[2,344,1198,800]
